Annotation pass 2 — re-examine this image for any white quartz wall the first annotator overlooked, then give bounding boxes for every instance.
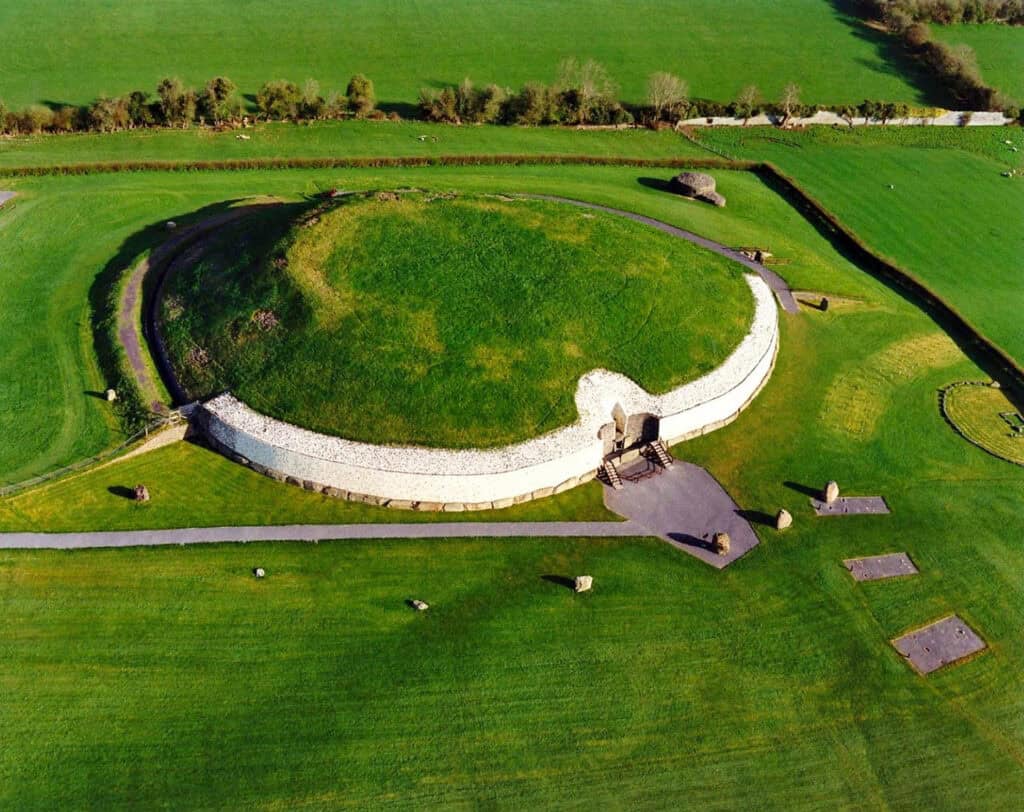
[200,274,779,506]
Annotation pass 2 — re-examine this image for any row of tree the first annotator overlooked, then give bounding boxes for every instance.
[0,74,379,135]
[861,0,1024,25]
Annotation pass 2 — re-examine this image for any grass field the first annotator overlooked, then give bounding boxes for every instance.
[698,126,1024,365]
[163,194,753,447]
[0,161,878,486]
[4,272,1024,807]
[0,1,941,110]
[932,23,1024,103]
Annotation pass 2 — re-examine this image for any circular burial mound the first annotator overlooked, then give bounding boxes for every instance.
[161,192,755,448]
[942,382,1024,466]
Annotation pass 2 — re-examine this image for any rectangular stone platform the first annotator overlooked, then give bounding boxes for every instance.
[892,615,986,674]
[812,496,890,516]
[844,552,918,581]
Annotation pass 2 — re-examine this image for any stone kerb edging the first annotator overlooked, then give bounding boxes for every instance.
[197,274,778,509]
[678,110,1012,128]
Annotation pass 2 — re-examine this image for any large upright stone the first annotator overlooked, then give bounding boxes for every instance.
[824,481,840,504]
[713,532,731,556]
[574,575,593,593]
[775,509,793,530]
[134,484,150,502]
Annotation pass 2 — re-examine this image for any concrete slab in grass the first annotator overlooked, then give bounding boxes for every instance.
[0,191,16,206]
[844,552,918,581]
[892,615,987,674]
[812,496,890,516]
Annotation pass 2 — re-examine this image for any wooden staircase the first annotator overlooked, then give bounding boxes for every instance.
[648,440,674,469]
[600,459,624,490]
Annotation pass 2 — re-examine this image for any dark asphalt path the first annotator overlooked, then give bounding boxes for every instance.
[0,521,649,549]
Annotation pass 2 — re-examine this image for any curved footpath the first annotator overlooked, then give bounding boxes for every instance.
[526,195,800,314]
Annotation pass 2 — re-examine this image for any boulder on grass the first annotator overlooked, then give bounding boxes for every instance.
[713,532,731,556]
[134,484,150,502]
[574,575,593,593]
[671,172,716,198]
[411,599,429,611]
[253,567,266,578]
[105,388,117,402]
[775,509,793,530]
[824,481,840,504]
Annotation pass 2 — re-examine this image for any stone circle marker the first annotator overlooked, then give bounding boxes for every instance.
[134,484,150,502]
[105,388,117,402]
[411,599,429,611]
[824,481,840,504]
[713,532,731,556]
[574,575,593,593]
[892,615,986,674]
[844,552,917,582]
[775,509,793,530]
[253,567,266,578]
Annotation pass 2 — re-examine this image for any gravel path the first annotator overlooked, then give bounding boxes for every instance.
[0,521,647,549]
[118,202,282,410]
[526,195,800,314]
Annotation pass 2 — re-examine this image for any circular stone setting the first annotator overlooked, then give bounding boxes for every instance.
[161,192,755,448]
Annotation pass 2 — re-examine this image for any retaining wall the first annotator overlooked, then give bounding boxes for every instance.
[196,274,778,509]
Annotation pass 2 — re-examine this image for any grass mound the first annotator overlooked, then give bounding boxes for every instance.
[943,382,1024,465]
[162,192,753,447]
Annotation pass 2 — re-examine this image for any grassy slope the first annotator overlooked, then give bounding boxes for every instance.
[932,23,1024,103]
[698,126,1024,365]
[0,0,938,109]
[0,163,873,486]
[164,195,753,447]
[3,279,1023,807]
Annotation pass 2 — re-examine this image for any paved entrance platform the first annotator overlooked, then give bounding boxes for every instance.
[812,496,890,516]
[603,460,759,569]
[892,615,986,674]
[844,552,918,581]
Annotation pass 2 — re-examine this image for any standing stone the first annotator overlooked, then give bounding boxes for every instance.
[713,532,731,556]
[253,567,266,578]
[574,575,593,593]
[820,297,830,312]
[134,484,150,502]
[824,481,840,504]
[775,509,793,530]
[105,388,117,402]
[411,599,429,611]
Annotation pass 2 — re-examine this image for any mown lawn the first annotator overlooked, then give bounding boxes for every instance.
[932,23,1024,103]
[0,163,873,485]
[3,273,1023,807]
[698,126,1024,366]
[0,0,939,109]
[162,194,753,447]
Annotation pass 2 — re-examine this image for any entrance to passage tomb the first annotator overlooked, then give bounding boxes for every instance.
[602,405,660,458]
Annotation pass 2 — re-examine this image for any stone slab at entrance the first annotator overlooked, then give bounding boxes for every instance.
[812,496,890,516]
[603,460,759,569]
[844,552,918,581]
[892,615,986,674]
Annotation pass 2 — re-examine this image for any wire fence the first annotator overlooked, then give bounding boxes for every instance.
[0,413,182,498]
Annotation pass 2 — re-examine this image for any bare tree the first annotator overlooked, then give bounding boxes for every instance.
[646,72,689,122]
[780,83,801,123]
[734,84,761,125]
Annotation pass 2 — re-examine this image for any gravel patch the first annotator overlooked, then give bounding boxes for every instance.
[812,496,890,516]
[844,552,918,581]
[892,615,987,674]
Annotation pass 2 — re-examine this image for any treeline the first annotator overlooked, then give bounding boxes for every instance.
[857,3,1018,111]
[0,74,382,135]
[861,0,1024,25]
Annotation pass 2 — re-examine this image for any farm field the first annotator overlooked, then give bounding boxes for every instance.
[0,162,879,487]
[932,23,1024,103]
[0,120,707,169]
[698,126,1024,365]
[0,1,941,110]
[3,282,1024,807]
